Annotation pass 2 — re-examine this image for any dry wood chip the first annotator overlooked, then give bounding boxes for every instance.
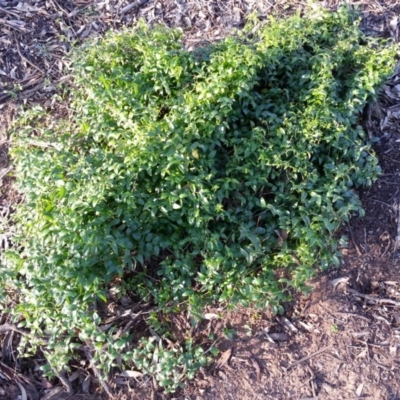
[356,348,367,359]
[250,357,261,381]
[120,0,149,14]
[298,321,314,332]
[41,386,64,400]
[372,354,391,370]
[203,313,220,320]
[280,317,298,333]
[351,330,370,338]
[15,3,45,13]
[118,370,143,378]
[330,276,349,288]
[218,370,228,380]
[67,371,80,382]
[260,329,278,344]
[269,332,288,341]
[356,383,364,397]
[0,18,28,32]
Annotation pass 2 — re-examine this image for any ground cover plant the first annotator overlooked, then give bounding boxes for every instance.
[0,4,397,393]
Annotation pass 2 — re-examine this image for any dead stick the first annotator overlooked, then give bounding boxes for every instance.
[286,346,332,370]
[348,288,400,307]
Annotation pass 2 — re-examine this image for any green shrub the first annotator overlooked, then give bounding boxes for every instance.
[1,5,397,391]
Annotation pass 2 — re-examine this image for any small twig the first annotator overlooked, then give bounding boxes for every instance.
[380,238,392,259]
[15,37,45,76]
[347,223,362,257]
[348,288,400,307]
[319,304,346,323]
[333,313,370,323]
[48,0,68,16]
[369,198,395,209]
[286,346,332,371]
[306,365,317,398]
[363,227,369,254]
[0,167,12,181]
[0,76,44,104]
[383,154,400,164]
[84,341,114,398]
[0,6,20,17]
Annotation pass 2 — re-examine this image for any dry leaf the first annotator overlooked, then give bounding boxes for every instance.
[215,348,232,370]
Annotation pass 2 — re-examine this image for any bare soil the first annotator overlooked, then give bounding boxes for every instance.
[2,1,400,399]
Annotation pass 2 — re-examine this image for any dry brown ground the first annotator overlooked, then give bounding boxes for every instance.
[2,1,400,399]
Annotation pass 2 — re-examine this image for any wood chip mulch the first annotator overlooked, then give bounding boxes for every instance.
[2,1,400,400]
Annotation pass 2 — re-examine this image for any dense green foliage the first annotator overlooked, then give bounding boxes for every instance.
[1,5,397,391]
